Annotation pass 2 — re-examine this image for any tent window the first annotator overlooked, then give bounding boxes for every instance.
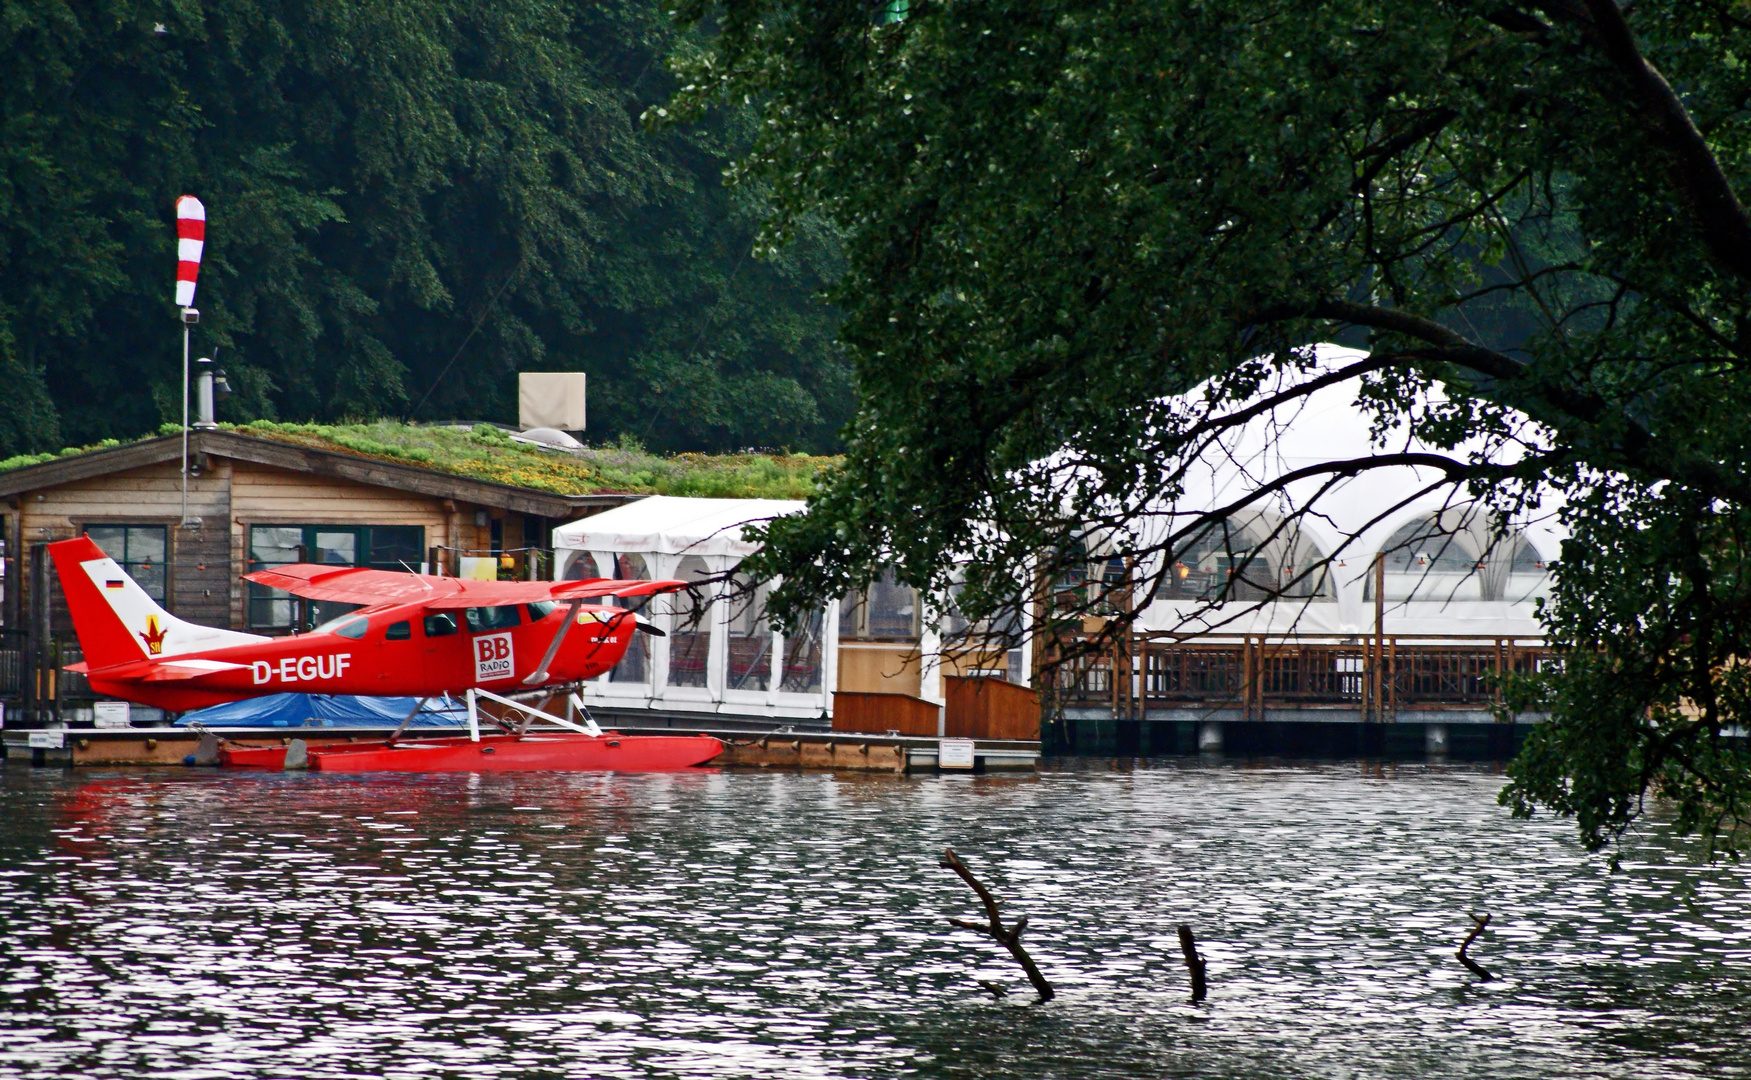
[782,609,825,694]
[562,551,599,581]
[1156,519,1273,602]
[1369,516,1484,602]
[838,568,919,639]
[667,556,714,688]
[1155,517,1333,603]
[609,554,651,685]
[866,568,919,638]
[726,571,772,692]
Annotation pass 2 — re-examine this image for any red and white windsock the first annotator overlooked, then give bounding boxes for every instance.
[174,195,205,309]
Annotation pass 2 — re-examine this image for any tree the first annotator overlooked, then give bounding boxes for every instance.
[0,0,847,454]
[674,0,1751,855]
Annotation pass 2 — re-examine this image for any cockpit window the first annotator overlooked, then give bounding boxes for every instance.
[313,614,369,640]
[423,613,458,637]
[527,601,557,621]
[465,606,522,633]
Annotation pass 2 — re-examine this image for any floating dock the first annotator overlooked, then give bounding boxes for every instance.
[2,725,1040,774]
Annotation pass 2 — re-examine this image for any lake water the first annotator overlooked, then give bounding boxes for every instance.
[0,760,1747,1079]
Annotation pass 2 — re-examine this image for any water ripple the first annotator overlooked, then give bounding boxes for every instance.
[1,760,1747,1078]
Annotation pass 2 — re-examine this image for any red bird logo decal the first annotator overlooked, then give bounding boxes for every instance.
[138,615,167,656]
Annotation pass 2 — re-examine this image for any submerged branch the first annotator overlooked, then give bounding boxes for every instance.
[940,847,1055,1002]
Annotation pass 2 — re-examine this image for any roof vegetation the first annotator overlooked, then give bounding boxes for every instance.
[0,421,834,500]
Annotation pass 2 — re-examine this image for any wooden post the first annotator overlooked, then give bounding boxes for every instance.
[1177,924,1208,1003]
[1242,635,1255,721]
[1371,553,1385,723]
[1387,635,1397,720]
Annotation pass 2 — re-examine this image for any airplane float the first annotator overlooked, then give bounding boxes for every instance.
[48,535,723,772]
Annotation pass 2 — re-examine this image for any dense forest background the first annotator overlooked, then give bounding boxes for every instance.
[0,0,849,457]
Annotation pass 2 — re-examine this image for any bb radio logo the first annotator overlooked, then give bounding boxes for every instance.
[474,632,515,681]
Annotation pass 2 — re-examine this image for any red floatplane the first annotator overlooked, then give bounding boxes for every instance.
[48,535,722,771]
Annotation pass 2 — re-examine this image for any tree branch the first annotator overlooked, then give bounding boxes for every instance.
[1531,0,1751,283]
[940,847,1055,1001]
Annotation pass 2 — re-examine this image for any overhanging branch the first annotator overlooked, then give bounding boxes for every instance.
[1529,0,1751,283]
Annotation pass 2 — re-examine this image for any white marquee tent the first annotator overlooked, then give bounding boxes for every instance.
[1127,344,1564,638]
[552,496,836,719]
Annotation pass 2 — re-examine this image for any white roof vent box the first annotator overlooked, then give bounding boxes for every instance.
[518,372,586,433]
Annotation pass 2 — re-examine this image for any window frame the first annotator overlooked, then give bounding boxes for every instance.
[84,524,170,604]
[246,523,427,631]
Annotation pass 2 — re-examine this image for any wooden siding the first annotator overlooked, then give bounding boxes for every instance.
[2,455,559,639]
[10,459,233,633]
[944,676,1040,740]
[831,691,942,736]
[836,642,925,696]
[230,460,471,629]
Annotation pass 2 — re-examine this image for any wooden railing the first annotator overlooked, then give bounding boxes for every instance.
[1046,635,1555,719]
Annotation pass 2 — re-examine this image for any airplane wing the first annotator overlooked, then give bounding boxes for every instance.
[419,578,688,609]
[243,563,685,609]
[242,565,465,605]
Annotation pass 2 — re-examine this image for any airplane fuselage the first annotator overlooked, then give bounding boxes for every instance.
[88,599,635,711]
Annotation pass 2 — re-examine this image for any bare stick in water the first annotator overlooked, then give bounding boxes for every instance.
[1177,924,1208,1002]
[940,847,1055,1002]
[1457,913,1492,980]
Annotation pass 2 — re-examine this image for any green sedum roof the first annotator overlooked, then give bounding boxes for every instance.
[0,421,834,500]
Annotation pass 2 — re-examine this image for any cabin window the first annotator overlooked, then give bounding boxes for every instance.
[247,524,427,630]
[384,620,412,641]
[423,613,458,637]
[86,525,168,603]
[526,601,557,621]
[465,606,521,633]
[840,568,919,640]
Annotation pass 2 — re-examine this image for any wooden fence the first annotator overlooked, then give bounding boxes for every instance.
[1046,635,1554,719]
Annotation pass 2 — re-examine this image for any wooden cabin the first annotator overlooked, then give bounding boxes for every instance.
[0,429,632,722]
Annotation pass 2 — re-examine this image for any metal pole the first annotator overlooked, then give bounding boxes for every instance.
[181,319,190,526]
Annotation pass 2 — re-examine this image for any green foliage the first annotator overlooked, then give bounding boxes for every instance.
[231,419,830,498]
[678,0,1751,855]
[0,0,848,455]
[0,419,831,498]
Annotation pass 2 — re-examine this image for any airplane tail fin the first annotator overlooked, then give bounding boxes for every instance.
[48,536,199,669]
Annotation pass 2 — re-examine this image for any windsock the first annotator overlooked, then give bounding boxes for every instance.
[174,195,205,309]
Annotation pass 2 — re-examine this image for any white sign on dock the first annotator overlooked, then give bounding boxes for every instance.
[93,702,130,728]
[27,731,62,750]
[939,739,976,770]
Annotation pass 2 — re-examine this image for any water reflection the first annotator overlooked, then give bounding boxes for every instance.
[0,760,1747,1079]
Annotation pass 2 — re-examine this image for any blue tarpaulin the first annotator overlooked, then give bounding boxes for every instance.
[175,693,467,729]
